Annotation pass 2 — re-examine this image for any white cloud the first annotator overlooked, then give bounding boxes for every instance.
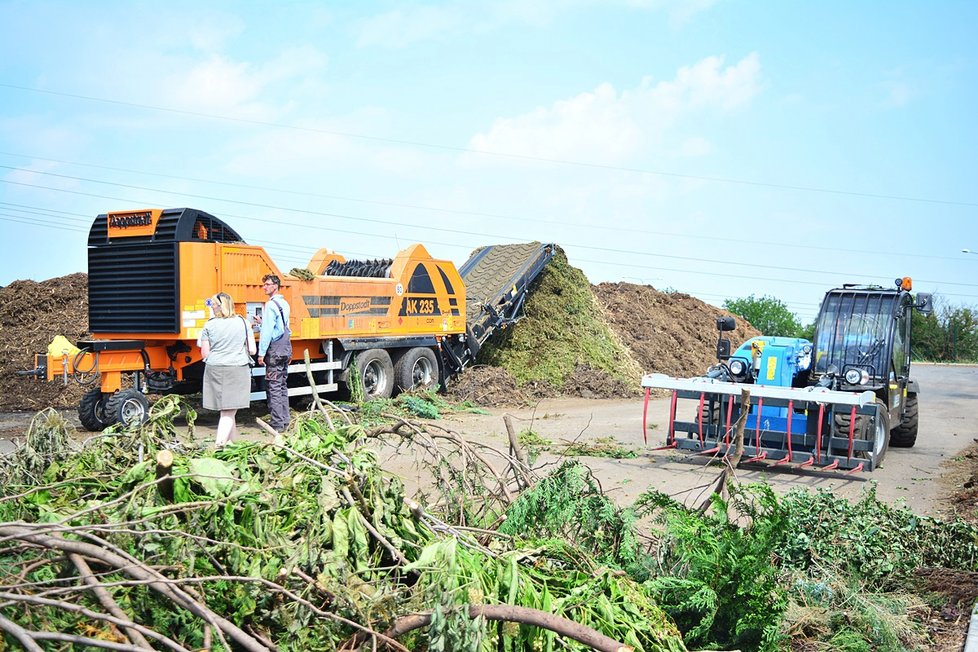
[356,5,466,48]
[467,53,761,165]
[469,82,643,163]
[356,0,716,48]
[678,136,712,157]
[663,53,761,110]
[167,46,329,116]
[879,80,912,108]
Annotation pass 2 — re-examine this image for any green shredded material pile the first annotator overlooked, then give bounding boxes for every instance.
[477,249,642,390]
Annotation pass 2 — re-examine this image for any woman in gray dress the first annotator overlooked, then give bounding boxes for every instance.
[200,292,257,447]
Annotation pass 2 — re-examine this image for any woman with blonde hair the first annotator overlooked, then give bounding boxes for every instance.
[199,292,257,447]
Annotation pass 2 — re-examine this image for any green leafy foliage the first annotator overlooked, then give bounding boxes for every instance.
[776,484,978,587]
[723,294,806,338]
[631,481,978,651]
[517,429,552,464]
[354,389,488,425]
[0,407,77,486]
[406,538,687,652]
[911,298,978,362]
[392,389,487,419]
[1,407,688,652]
[501,462,644,574]
[398,393,442,419]
[786,575,926,652]
[636,485,788,651]
[561,436,637,459]
[5,395,976,652]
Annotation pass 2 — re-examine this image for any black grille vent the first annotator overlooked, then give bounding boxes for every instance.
[89,243,179,333]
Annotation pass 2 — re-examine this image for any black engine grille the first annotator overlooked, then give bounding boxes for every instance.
[88,243,179,333]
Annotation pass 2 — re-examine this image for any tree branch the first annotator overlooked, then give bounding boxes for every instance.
[0,524,269,652]
[0,591,190,652]
[69,552,155,650]
[387,604,633,652]
[0,613,44,652]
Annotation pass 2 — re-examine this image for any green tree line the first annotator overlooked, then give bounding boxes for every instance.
[911,300,978,362]
[724,293,978,363]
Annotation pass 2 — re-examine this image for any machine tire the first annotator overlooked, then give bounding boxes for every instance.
[890,393,918,448]
[104,389,150,428]
[836,399,889,467]
[696,399,721,438]
[353,349,394,400]
[78,388,113,431]
[393,347,439,394]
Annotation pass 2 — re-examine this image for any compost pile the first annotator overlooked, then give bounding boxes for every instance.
[593,281,760,378]
[944,440,978,527]
[0,274,90,412]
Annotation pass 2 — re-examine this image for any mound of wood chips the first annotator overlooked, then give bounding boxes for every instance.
[0,274,91,411]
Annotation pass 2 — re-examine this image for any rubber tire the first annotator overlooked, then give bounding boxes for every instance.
[890,393,918,448]
[696,399,721,439]
[835,399,890,466]
[104,389,150,428]
[393,347,439,394]
[78,388,112,432]
[354,349,394,400]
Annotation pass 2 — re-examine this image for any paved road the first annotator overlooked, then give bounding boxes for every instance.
[442,363,978,517]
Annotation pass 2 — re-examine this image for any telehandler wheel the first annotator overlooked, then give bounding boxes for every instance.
[890,393,918,448]
[354,349,394,400]
[393,347,439,394]
[696,400,721,433]
[78,388,112,432]
[104,389,150,428]
[835,399,890,467]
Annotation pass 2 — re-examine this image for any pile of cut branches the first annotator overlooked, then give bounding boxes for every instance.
[0,397,686,652]
[4,394,978,652]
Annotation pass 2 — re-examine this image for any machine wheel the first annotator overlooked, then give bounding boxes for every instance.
[78,388,112,431]
[393,347,439,394]
[104,389,150,428]
[353,349,394,400]
[890,393,918,448]
[835,399,890,466]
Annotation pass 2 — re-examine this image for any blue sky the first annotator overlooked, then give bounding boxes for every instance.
[1,0,976,324]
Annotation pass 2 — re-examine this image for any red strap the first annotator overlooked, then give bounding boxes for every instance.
[642,387,651,444]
